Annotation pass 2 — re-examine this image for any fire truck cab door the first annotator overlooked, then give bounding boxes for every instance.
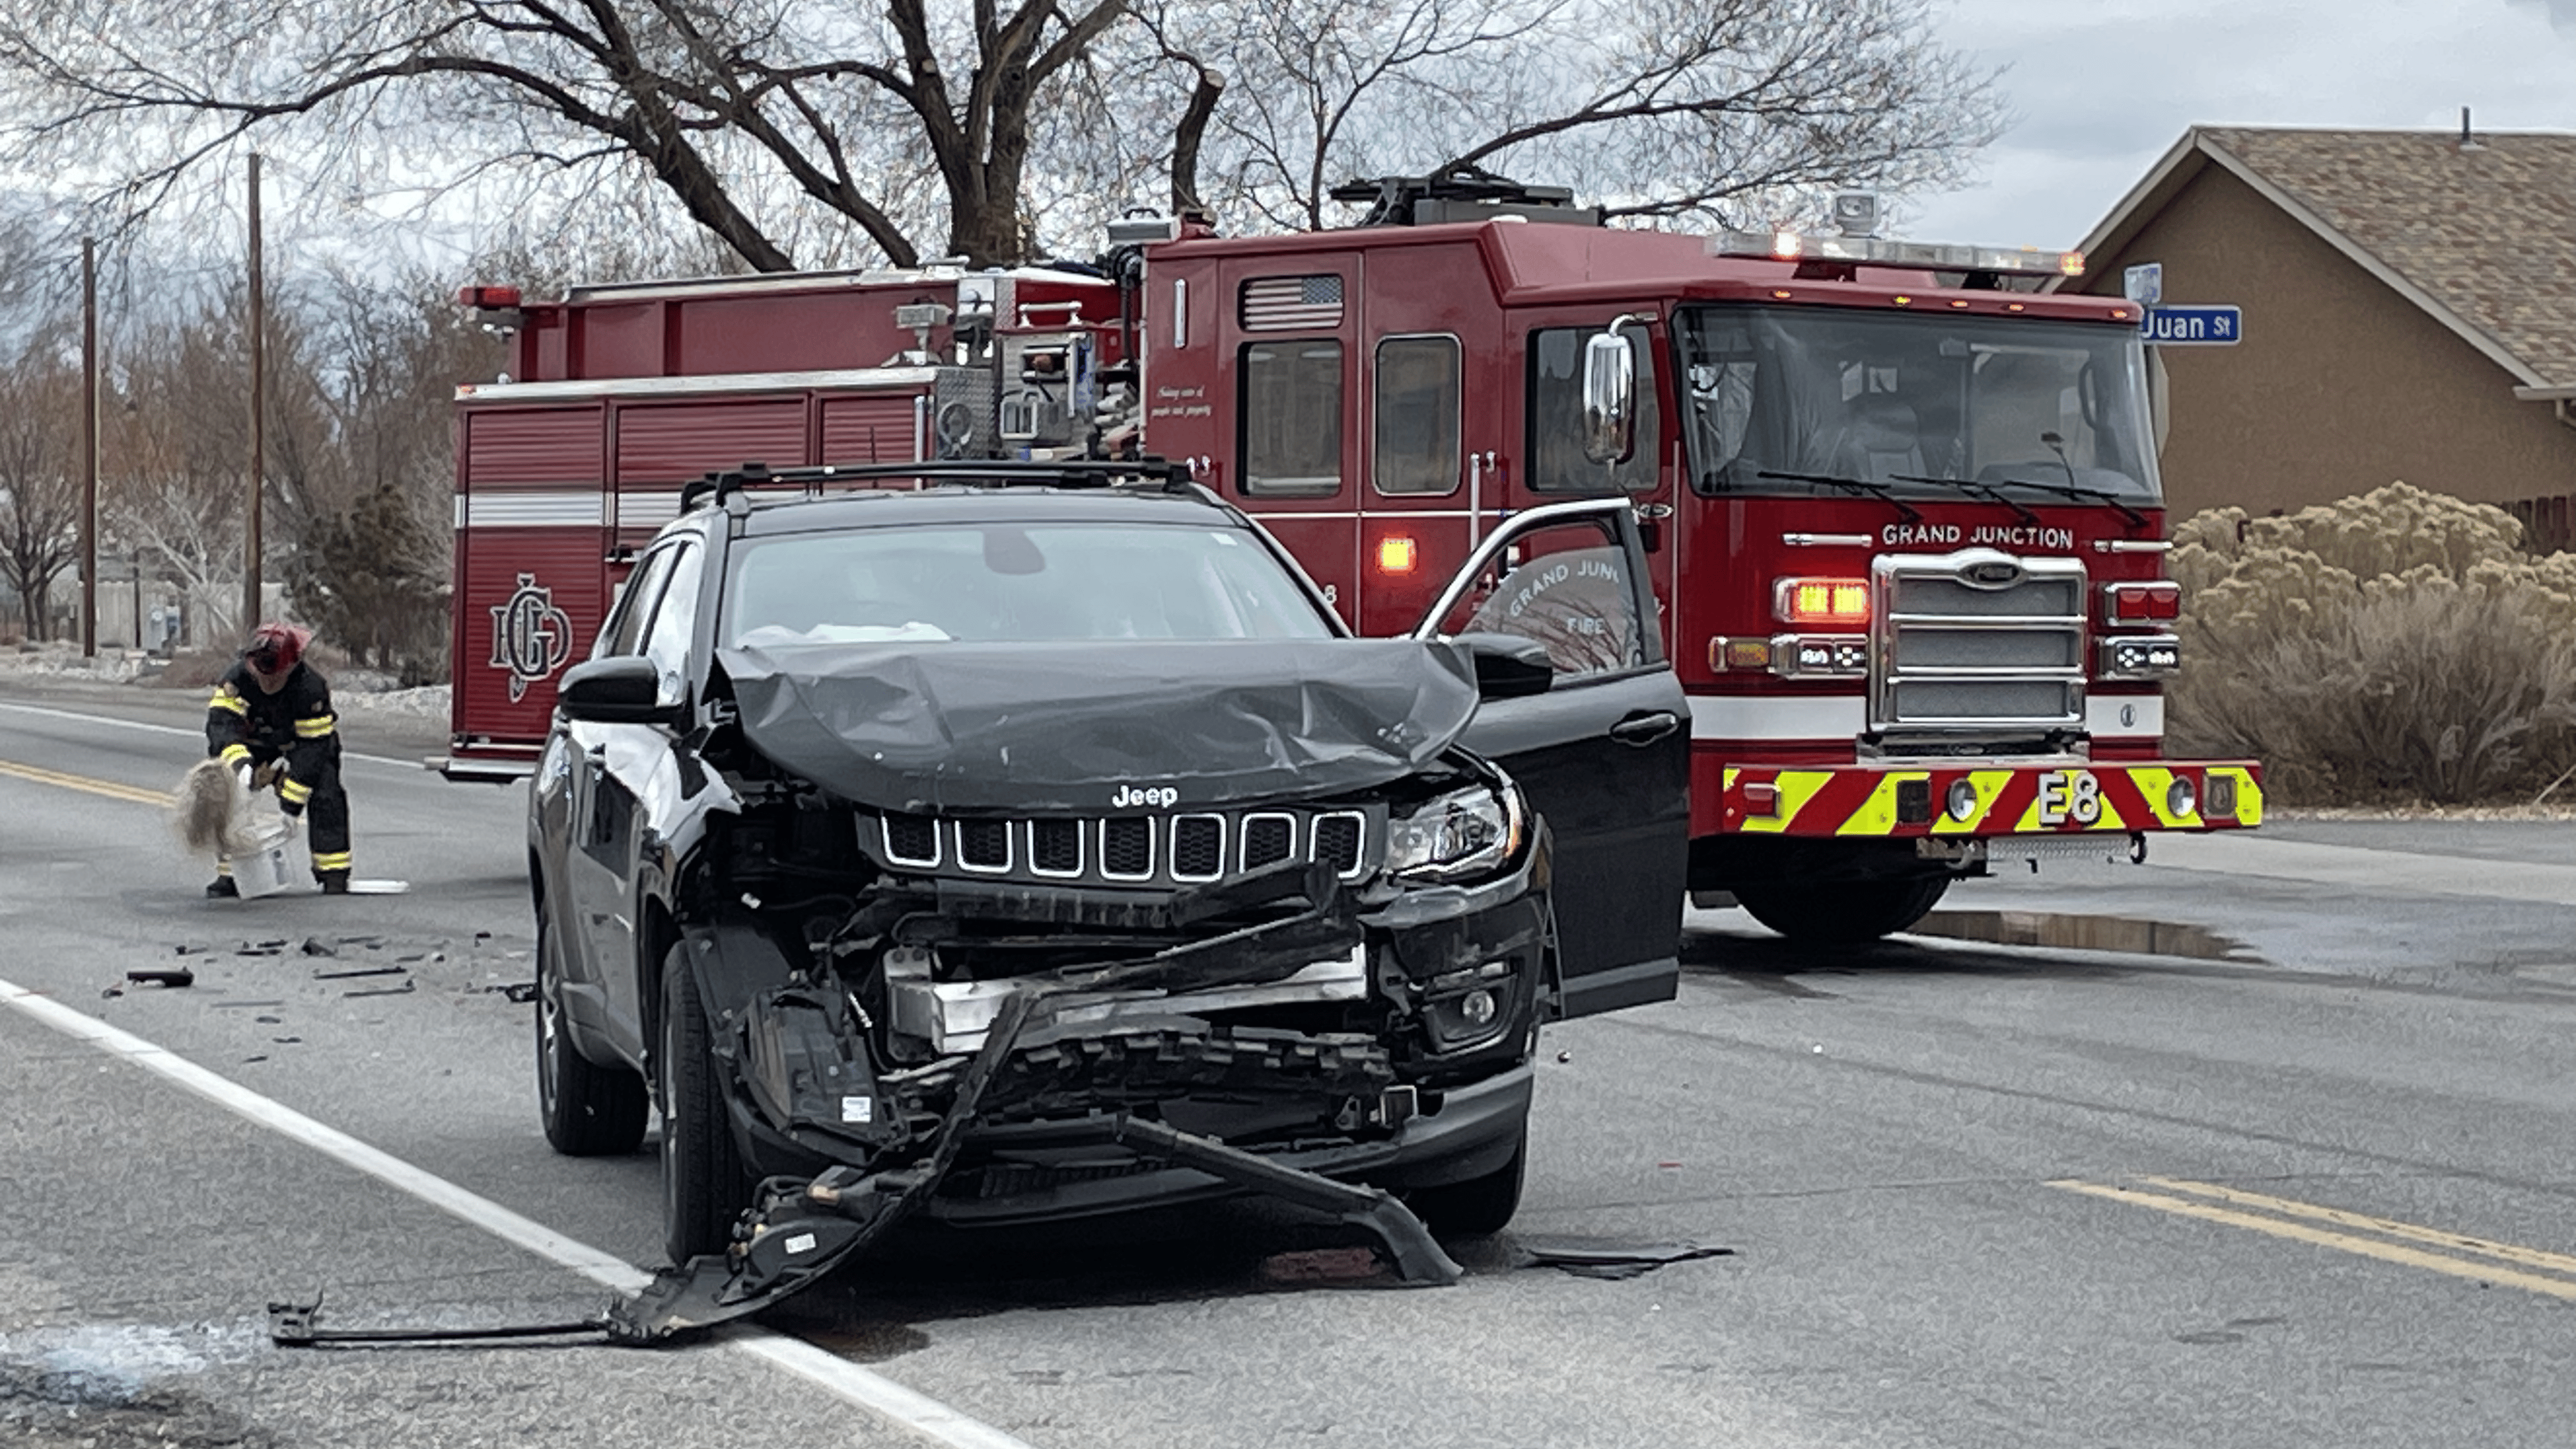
[1413,498,1688,1019]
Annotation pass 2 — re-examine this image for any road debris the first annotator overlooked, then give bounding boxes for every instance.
[1510,1236,1731,1280]
[300,937,338,958]
[344,979,415,999]
[311,965,405,982]
[123,967,195,990]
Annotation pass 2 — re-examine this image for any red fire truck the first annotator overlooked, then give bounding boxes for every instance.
[447,176,2260,944]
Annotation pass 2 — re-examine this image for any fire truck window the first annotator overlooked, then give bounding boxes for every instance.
[1372,335,1461,495]
[1240,341,1344,496]
[1675,306,2161,503]
[1526,325,1658,493]
[641,542,703,697]
[597,547,675,659]
[1438,518,1644,677]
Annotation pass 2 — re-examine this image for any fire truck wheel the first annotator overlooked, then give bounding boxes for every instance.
[1737,877,1950,946]
[1406,1126,1526,1239]
[536,914,648,1156]
[660,947,753,1265]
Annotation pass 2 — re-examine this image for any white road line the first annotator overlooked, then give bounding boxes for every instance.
[0,976,1038,1449]
[0,700,422,770]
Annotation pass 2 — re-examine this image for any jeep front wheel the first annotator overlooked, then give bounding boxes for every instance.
[659,947,753,1264]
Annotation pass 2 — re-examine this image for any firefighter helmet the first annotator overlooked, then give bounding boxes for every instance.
[244,623,312,676]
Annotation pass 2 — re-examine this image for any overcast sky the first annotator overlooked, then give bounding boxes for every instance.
[1903,0,2576,249]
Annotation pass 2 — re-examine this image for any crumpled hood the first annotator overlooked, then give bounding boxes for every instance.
[717,638,1480,814]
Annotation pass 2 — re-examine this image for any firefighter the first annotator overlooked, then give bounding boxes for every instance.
[203,623,354,896]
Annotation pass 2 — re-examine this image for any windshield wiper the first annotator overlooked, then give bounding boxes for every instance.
[1754,470,1922,525]
[1889,473,2043,528]
[1967,474,2149,528]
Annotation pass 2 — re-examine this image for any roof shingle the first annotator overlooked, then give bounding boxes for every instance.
[2196,126,2576,387]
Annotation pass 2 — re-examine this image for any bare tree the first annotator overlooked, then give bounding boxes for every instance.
[103,310,253,647]
[0,339,79,641]
[0,0,2002,274]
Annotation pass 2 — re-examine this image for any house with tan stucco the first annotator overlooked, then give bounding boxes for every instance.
[2056,123,2576,548]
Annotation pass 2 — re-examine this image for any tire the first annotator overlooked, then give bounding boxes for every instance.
[659,947,753,1265]
[1406,1126,1526,1239]
[1736,875,1950,946]
[535,913,648,1157]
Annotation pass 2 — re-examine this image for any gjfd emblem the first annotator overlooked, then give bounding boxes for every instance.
[490,572,573,703]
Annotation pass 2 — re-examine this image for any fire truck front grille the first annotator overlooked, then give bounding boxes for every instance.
[1873,554,2087,734]
[869,808,1375,889]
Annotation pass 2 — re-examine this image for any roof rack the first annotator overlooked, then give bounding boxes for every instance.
[1328,166,1598,228]
[677,457,1200,514]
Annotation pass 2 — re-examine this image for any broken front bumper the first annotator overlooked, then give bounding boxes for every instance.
[702,841,1551,1225]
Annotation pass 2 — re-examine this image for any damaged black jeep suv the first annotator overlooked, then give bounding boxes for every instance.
[529,459,1687,1309]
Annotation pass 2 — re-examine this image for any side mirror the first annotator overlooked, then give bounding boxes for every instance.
[1581,330,1636,464]
[1456,632,1554,700]
[556,656,675,724]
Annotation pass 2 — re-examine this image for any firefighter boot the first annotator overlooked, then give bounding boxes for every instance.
[316,870,351,896]
[206,876,238,899]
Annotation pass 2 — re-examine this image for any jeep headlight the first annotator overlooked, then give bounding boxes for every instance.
[1386,781,1526,883]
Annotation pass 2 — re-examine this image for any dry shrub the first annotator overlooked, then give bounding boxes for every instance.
[2168,482,2576,804]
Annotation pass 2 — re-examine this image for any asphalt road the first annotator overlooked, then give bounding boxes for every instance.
[6,682,2575,1448]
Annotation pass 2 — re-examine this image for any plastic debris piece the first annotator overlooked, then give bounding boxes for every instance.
[312,965,406,981]
[1260,1246,1389,1284]
[1512,1236,1733,1281]
[345,979,416,999]
[300,938,337,958]
[126,967,195,989]
[498,982,539,1004]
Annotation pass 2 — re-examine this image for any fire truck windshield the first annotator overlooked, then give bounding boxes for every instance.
[1673,306,2161,507]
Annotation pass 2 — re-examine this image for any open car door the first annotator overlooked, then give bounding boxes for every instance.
[1412,498,1689,1018]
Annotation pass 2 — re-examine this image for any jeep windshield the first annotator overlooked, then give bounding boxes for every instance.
[723,521,1334,647]
[1673,305,2162,505]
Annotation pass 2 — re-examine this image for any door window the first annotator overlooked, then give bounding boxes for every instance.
[596,547,675,659]
[1434,514,1648,677]
[1372,335,1461,496]
[1528,323,1659,493]
[641,542,703,700]
[1239,341,1343,495]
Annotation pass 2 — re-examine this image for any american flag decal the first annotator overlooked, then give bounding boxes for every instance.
[1239,275,1345,331]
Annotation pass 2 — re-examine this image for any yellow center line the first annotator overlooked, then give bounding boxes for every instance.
[0,758,173,808]
[2050,1178,2576,1303]
[2138,1176,2576,1280]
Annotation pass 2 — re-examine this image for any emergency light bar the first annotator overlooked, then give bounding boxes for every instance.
[1713,231,2084,279]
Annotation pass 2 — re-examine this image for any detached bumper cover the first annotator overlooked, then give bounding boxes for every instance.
[1718,760,2263,838]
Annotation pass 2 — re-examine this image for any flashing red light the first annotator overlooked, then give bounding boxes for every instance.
[457,285,522,310]
[1377,535,1418,574]
[1776,577,1869,627]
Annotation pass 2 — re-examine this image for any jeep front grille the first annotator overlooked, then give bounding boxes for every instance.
[871,808,1373,889]
[1872,551,2087,733]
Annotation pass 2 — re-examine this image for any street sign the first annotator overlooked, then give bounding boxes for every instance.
[2123,263,2163,309]
[2140,305,2242,346]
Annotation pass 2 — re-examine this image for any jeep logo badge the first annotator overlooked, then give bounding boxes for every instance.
[1110,784,1179,809]
[490,572,574,703]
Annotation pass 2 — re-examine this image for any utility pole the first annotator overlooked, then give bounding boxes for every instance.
[243,152,264,638]
[79,237,96,658]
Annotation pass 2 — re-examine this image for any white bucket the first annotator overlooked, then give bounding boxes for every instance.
[231,824,298,899]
